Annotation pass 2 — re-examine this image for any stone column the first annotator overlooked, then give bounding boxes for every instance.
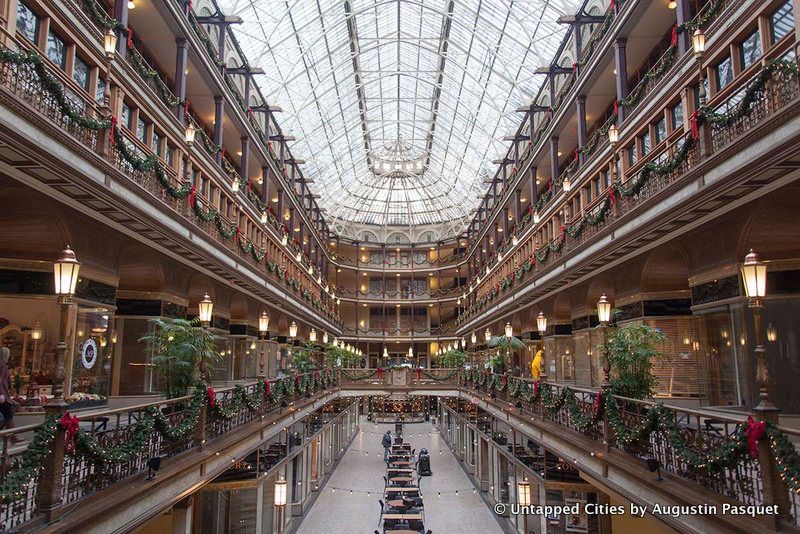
[549,137,559,192]
[675,0,692,55]
[614,39,629,122]
[213,96,224,165]
[576,96,587,164]
[113,0,129,58]
[174,38,188,122]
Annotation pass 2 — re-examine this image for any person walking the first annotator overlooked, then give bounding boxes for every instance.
[381,430,392,463]
[0,347,20,443]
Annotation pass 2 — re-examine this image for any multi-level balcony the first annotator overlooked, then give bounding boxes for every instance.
[0,0,341,331]
[456,0,798,331]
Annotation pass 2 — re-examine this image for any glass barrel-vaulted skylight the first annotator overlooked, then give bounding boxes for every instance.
[218,0,579,235]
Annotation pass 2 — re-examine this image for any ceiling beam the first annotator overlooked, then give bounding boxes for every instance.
[344,0,374,168]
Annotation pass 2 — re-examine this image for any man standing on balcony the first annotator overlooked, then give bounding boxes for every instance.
[381,430,392,462]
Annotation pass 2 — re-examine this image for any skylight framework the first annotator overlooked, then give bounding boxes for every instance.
[219,0,578,236]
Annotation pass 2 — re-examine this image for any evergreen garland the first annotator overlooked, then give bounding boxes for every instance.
[0,49,111,130]
[0,414,59,504]
[128,46,182,108]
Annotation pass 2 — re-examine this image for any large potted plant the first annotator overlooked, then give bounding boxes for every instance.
[139,318,220,398]
[434,349,467,368]
[291,342,318,374]
[601,323,668,399]
[487,335,525,373]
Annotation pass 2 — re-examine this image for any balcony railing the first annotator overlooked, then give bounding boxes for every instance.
[466,0,740,278]
[461,370,800,528]
[334,250,468,270]
[459,50,800,326]
[0,372,338,531]
[0,33,340,327]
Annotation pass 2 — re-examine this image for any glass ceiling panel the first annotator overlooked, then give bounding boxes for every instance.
[219,0,580,234]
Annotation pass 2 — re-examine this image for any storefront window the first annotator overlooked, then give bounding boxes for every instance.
[69,306,113,401]
[695,305,749,408]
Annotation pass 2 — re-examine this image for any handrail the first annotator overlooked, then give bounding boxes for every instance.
[459,49,800,326]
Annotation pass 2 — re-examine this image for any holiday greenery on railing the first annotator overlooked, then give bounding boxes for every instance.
[458,58,797,325]
[0,48,111,130]
[462,370,800,482]
[0,372,337,504]
[128,44,182,108]
[420,368,461,381]
[340,368,377,381]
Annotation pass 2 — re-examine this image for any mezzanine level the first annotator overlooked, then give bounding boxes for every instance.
[5,367,799,533]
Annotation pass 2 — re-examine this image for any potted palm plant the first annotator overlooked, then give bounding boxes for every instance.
[139,317,220,398]
[434,349,467,368]
[487,335,526,373]
[600,323,668,399]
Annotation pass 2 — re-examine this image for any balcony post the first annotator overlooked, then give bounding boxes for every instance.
[573,22,583,76]
[174,37,188,123]
[35,403,67,522]
[213,96,224,164]
[240,136,250,187]
[515,190,522,224]
[196,396,207,451]
[503,207,509,236]
[529,165,538,206]
[614,39,628,123]
[277,189,284,225]
[675,0,692,55]
[289,208,295,240]
[112,0,129,59]
[549,137,559,193]
[576,96,587,164]
[261,166,270,205]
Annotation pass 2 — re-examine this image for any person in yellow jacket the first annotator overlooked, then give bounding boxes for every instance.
[531,349,544,380]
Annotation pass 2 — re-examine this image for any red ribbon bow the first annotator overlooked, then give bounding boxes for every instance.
[184,99,190,115]
[532,381,539,398]
[745,417,766,458]
[670,25,678,47]
[188,185,196,208]
[592,392,603,414]
[60,412,79,454]
[613,99,618,117]
[377,367,383,379]
[207,386,216,408]
[109,116,118,147]
[609,186,616,205]
[264,380,271,397]
[295,374,301,385]
[417,368,422,380]
[126,28,133,50]
[690,109,700,140]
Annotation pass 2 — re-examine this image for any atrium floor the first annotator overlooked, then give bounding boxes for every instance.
[295,418,503,534]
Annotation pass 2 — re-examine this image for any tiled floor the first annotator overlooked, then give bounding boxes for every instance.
[296,417,503,534]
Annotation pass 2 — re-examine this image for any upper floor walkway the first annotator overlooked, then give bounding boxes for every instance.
[3,367,799,533]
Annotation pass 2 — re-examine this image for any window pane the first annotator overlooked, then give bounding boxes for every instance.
[642,132,651,156]
[628,145,637,166]
[715,57,733,90]
[137,118,147,142]
[656,117,666,144]
[16,2,39,42]
[740,31,761,70]
[121,104,132,129]
[672,104,684,130]
[73,56,90,91]
[151,131,160,153]
[95,78,106,103]
[46,30,67,69]
[772,1,794,43]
